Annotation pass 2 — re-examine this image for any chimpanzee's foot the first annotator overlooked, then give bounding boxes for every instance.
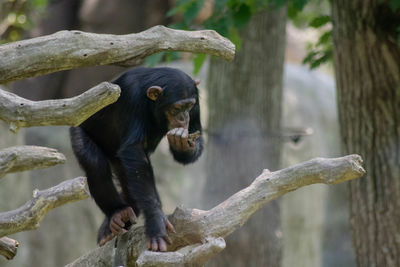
[146,218,175,252]
[97,207,136,246]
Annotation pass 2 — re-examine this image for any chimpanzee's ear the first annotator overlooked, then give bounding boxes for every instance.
[194,79,200,85]
[146,86,163,101]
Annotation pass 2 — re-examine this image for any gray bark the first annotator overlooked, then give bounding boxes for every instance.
[204,8,287,267]
[0,145,65,178]
[0,82,120,132]
[0,26,234,84]
[332,1,400,266]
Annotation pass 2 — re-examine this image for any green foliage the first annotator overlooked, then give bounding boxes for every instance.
[167,0,206,25]
[156,0,334,71]
[0,0,49,43]
[145,52,166,67]
[156,0,278,73]
[309,15,330,28]
[390,0,400,11]
[303,27,333,69]
[302,14,333,69]
[288,0,333,69]
[145,51,180,67]
[193,53,207,74]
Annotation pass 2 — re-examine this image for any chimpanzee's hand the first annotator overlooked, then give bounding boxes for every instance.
[146,214,176,252]
[109,206,136,234]
[99,207,136,246]
[167,127,196,153]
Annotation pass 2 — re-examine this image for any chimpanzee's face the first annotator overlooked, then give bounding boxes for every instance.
[164,98,196,130]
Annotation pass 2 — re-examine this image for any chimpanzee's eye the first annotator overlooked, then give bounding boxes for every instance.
[170,107,180,115]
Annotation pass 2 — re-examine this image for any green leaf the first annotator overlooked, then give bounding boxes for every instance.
[193,54,206,75]
[232,3,252,28]
[165,51,180,62]
[204,16,231,37]
[183,0,205,24]
[290,0,308,11]
[317,30,332,46]
[228,27,242,50]
[390,0,400,11]
[32,0,49,8]
[309,15,331,28]
[166,6,181,17]
[302,50,319,65]
[309,51,332,69]
[270,0,286,8]
[287,4,300,19]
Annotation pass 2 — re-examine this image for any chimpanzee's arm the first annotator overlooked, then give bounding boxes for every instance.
[117,143,171,246]
[169,104,204,164]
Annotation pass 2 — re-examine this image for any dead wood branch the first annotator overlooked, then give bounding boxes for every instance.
[136,237,226,267]
[66,155,365,267]
[0,237,19,260]
[0,177,89,237]
[0,146,65,178]
[0,25,235,84]
[0,82,120,132]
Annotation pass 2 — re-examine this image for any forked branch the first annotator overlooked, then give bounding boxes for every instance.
[0,177,89,237]
[66,155,365,267]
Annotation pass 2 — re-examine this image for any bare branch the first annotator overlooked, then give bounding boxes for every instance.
[0,146,66,178]
[136,237,226,267]
[0,26,235,84]
[0,82,120,132]
[0,177,89,237]
[66,155,365,267]
[0,237,19,260]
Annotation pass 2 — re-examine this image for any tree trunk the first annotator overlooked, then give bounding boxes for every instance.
[203,8,287,267]
[332,1,400,266]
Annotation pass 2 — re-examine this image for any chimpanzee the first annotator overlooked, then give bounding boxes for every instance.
[70,67,203,251]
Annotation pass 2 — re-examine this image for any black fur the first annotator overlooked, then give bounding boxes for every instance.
[70,67,203,241]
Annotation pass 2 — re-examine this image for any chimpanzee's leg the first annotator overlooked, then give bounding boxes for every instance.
[70,127,127,215]
[70,127,134,244]
[118,143,175,252]
[111,160,140,217]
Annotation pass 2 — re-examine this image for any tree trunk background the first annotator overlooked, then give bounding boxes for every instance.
[332,1,400,266]
[280,64,355,267]
[203,8,287,267]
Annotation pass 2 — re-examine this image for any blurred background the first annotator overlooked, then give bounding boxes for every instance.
[0,1,354,266]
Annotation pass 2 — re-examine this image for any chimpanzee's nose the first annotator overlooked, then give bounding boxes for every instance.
[176,111,189,128]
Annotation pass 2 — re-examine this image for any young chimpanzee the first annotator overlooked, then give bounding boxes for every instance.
[70,67,203,251]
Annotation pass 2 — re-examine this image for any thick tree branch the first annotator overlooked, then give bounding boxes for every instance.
[0,82,120,132]
[0,146,66,178]
[0,177,89,237]
[66,155,365,267]
[0,237,19,260]
[0,25,235,84]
